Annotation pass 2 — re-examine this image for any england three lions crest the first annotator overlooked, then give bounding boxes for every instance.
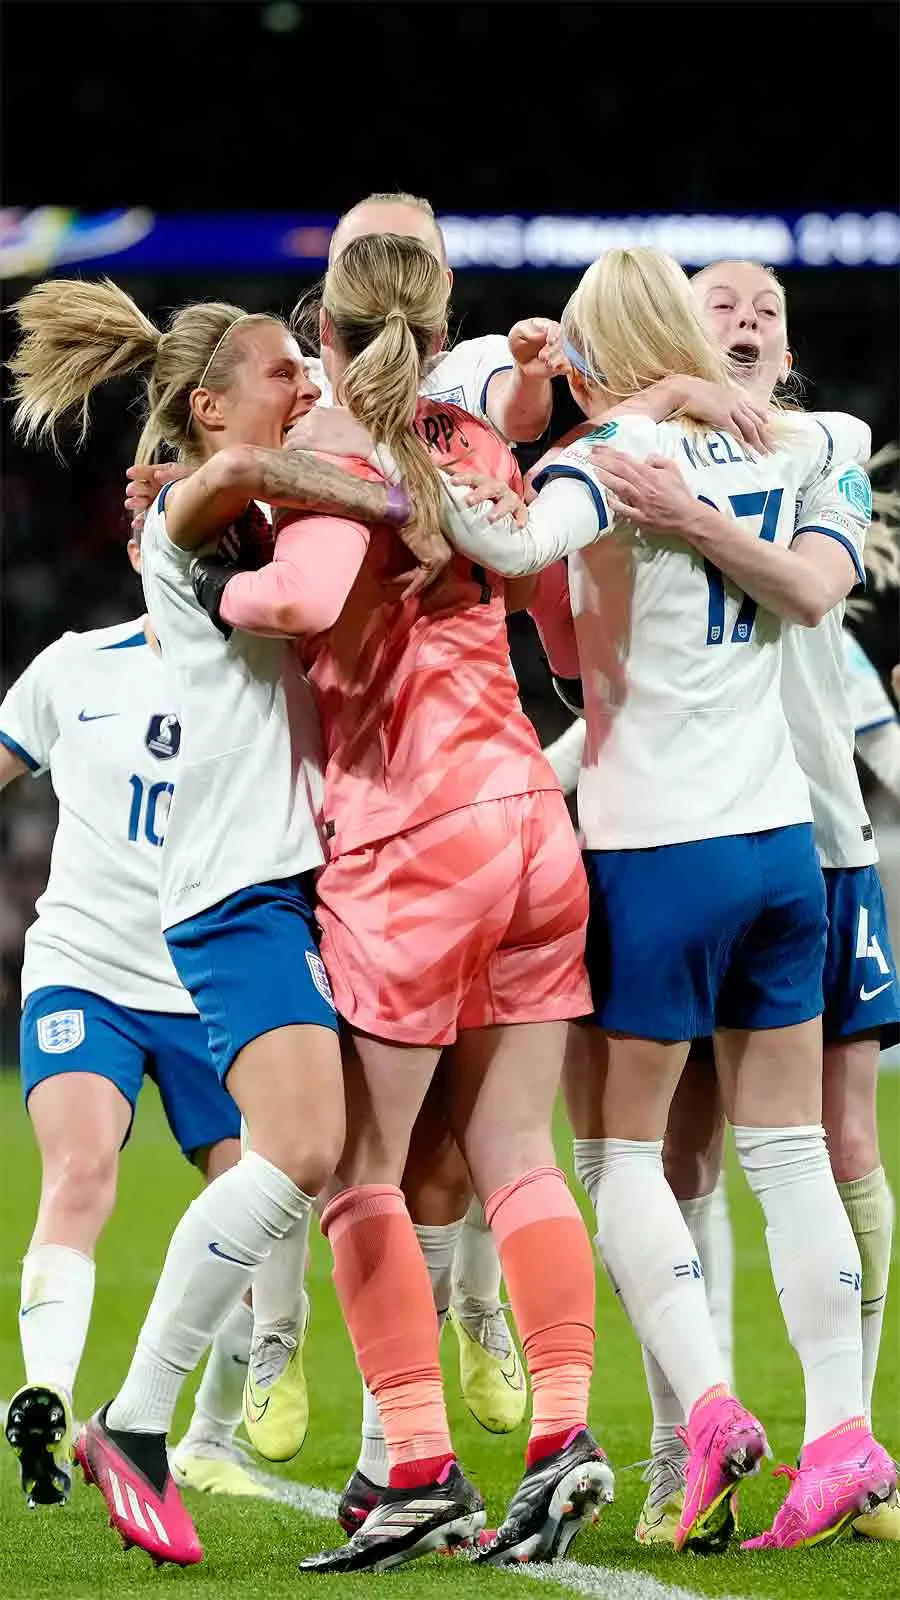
[146,713,181,760]
[37,1010,85,1054]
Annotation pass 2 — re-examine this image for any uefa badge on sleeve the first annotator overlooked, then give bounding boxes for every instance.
[37,1010,85,1054]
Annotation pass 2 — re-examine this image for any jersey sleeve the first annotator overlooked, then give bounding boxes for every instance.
[843,627,898,734]
[0,638,67,773]
[429,335,514,422]
[792,443,872,587]
[531,413,659,528]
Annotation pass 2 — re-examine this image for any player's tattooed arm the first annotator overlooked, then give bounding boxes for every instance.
[128,448,410,550]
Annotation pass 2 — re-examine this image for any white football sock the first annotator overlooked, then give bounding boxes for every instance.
[639,1190,719,1458]
[836,1166,894,1426]
[19,1243,95,1407]
[356,1381,390,1487]
[574,1139,726,1417]
[181,1299,253,1448]
[706,1173,735,1389]
[451,1198,502,1311]
[734,1125,864,1443]
[355,1219,462,1484]
[107,1152,313,1434]
[252,1210,311,1340]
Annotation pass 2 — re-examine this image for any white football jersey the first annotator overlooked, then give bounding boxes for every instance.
[0,620,194,1012]
[779,414,874,869]
[531,411,861,849]
[307,334,514,423]
[844,628,898,737]
[140,494,325,930]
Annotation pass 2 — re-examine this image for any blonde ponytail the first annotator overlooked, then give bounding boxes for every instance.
[323,234,450,534]
[9,278,160,451]
[9,278,281,465]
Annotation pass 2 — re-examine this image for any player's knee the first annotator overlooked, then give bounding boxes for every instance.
[258,1113,344,1198]
[43,1145,118,1223]
[825,1113,880,1185]
[663,1139,720,1200]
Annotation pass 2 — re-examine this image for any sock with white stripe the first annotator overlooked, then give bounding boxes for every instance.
[451,1198,502,1311]
[19,1243,95,1409]
[574,1139,727,1417]
[837,1166,894,1425]
[251,1211,311,1342]
[180,1299,253,1449]
[707,1172,735,1388]
[107,1152,312,1434]
[734,1125,864,1443]
[355,1219,463,1486]
[640,1189,724,1460]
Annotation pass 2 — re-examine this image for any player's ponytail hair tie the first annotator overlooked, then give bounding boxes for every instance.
[384,307,406,325]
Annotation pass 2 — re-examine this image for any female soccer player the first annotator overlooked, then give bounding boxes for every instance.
[0,559,254,1508]
[439,245,897,1552]
[601,259,900,1547]
[190,233,612,1571]
[8,280,420,1565]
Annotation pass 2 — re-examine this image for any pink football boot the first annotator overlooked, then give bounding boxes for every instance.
[76,1405,202,1567]
[674,1386,768,1551]
[742,1418,897,1550]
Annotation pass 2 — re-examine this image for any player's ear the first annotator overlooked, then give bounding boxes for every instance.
[781,347,794,384]
[189,386,226,433]
[319,307,333,350]
[126,537,141,575]
[446,267,454,294]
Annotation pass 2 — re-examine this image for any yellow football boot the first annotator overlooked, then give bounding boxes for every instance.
[242,1301,309,1462]
[448,1300,526,1434]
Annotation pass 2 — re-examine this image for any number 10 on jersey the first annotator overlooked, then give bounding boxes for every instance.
[702,489,784,645]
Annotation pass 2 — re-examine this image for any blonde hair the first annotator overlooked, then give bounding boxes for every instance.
[8,278,280,464]
[562,248,743,428]
[323,233,451,534]
[330,191,447,266]
[861,443,900,592]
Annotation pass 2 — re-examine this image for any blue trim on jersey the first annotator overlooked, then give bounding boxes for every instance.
[792,523,866,586]
[478,364,513,419]
[98,631,147,651]
[0,730,40,772]
[156,482,178,513]
[856,716,898,735]
[532,463,609,531]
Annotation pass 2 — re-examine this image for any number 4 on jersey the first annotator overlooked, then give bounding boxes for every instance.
[702,489,784,646]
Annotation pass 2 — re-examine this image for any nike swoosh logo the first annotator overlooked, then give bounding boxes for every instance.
[208,1241,255,1266]
[244,1390,270,1424]
[20,1299,64,1317]
[78,710,119,723]
[232,1354,250,1366]
[500,1352,526,1391]
[860,981,893,1002]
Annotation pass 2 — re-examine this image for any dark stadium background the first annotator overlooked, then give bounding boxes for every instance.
[1,0,898,1057]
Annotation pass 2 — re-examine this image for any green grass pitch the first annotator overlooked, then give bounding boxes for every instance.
[0,1068,897,1600]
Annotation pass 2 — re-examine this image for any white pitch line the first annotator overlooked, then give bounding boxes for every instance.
[0,1402,750,1600]
[240,1472,754,1600]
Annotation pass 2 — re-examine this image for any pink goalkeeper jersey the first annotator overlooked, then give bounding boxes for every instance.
[296,400,560,855]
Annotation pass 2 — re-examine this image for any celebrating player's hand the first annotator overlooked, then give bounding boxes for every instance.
[444,465,527,526]
[673,378,775,454]
[589,447,704,535]
[125,463,190,535]
[508,318,567,380]
[394,517,453,601]
[284,406,374,458]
